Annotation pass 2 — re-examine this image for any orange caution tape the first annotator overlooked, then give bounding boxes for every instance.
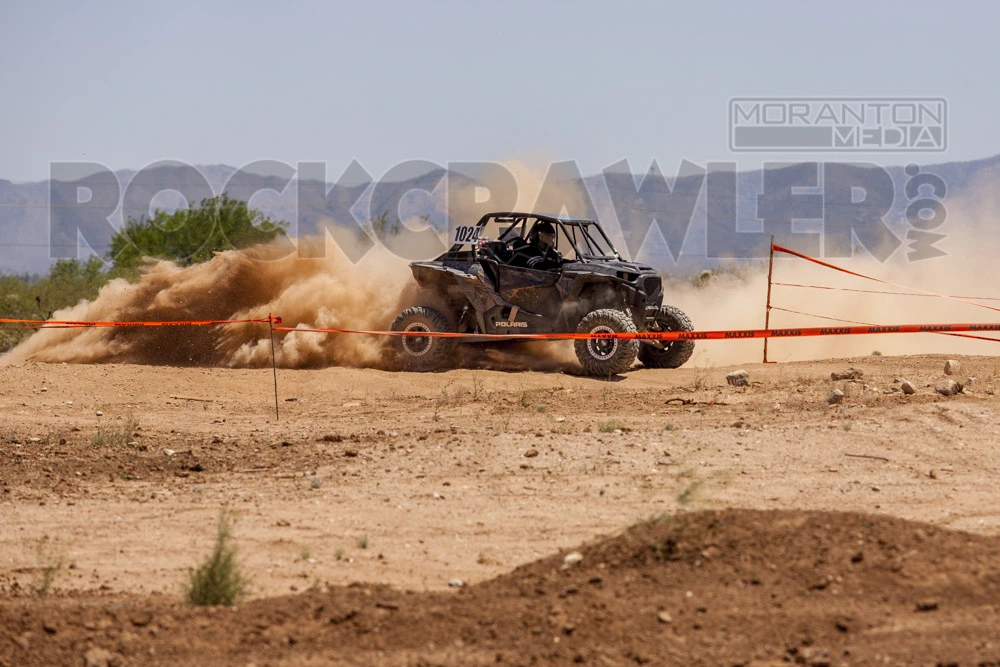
[0,316,279,329]
[772,244,1000,314]
[769,307,1000,344]
[273,322,1000,342]
[772,281,1000,302]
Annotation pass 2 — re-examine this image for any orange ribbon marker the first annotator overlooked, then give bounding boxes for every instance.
[272,322,1000,342]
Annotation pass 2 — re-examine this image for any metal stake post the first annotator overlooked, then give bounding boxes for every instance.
[763,235,775,363]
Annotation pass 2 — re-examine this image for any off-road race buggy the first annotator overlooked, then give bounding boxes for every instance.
[390,212,696,375]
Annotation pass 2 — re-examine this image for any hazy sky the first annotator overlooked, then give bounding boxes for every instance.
[2,0,997,182]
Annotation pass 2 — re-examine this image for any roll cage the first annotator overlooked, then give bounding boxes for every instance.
[450,212,623,263]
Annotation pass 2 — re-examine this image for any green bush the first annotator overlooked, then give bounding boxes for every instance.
[185,511,250,606]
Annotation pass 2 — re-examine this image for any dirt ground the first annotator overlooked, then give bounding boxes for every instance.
[3,350,1000,665]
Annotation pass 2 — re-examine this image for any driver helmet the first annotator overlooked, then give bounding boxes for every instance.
[532,221,556,248]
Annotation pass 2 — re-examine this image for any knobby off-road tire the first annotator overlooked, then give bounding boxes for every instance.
[574,309,639,376]
[390,306,456,372]
[638,304,695,369]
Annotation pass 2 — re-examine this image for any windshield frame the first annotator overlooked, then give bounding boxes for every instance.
[562,220,620,261]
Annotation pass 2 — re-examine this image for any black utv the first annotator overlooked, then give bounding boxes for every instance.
[390,212,695,375]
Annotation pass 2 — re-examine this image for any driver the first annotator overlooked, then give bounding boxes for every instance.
[508,221,563,270]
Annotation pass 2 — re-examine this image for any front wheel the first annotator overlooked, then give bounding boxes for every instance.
[638,304,695,369]
[390,306,455,371]
[574,309,639,376]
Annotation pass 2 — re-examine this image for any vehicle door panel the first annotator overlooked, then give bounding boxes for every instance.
[497,265,560,314]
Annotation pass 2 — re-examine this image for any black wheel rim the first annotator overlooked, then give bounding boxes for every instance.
[587,325,618,360]
[402,323,432,356]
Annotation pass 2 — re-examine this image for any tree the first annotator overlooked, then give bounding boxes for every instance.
[108,194,288,277]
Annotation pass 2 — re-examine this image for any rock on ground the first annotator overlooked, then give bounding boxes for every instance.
[935,380,963,396]
[726,370,750,387]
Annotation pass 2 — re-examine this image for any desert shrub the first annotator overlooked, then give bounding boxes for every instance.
[185,510,249,606]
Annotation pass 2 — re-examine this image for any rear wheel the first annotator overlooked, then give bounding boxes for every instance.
[638,305,695,369]
[390,306,455,371]
[574,309,639,376]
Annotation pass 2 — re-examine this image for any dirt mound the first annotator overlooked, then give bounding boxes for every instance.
[4,509,1000,666]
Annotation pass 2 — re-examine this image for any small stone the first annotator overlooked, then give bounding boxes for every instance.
[343,449,359,457]
[96,411,104,417]
[827,389,845,405]
[935,380,963,397]
[915,599,939,612]
[84,647,116,667]
[900,380,917,395]
[726,370,750,387]
[657,611,673,624]
[130,611,153,627]
[448,578,464,587]
[944,360,961,375]
[831,368,863,381]
[562,552,584,569]
[965,376,977,386]
[163,448,176,457]
[523,448,539,458]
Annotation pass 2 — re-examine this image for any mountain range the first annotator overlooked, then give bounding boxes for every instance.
[2,154,998,276]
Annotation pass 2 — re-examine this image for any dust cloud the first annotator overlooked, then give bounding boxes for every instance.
[3,239,416,369]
